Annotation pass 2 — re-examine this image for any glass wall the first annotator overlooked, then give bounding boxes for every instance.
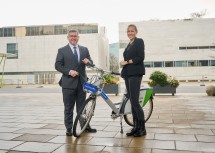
[144,60,214,68]
[0,24,98,37]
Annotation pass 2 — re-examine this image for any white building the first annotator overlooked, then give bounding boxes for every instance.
[0,23,109,85]
[119,18,215,82]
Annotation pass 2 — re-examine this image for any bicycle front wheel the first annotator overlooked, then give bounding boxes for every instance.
[73,97,96,137]
[124,98,153,126]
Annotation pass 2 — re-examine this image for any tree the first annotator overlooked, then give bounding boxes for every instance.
[190,10,207,18]
[109,53,119,72]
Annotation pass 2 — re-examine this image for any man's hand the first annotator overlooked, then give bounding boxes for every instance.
[70,70,79,77]
[82,58,90,65]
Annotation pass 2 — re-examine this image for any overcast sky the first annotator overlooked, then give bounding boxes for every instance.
[1,0,215,43]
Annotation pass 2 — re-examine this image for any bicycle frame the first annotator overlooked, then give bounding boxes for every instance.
[84,77,153,116]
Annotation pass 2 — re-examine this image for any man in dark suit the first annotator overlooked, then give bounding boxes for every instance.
[55,29,97,136]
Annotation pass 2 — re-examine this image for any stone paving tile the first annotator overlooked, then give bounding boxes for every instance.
[48,135,92,144]
[52,144,105,153]
[191,124,215,129]
[174,128,214,135]
[0,150,7,153]
[12,142,62,153]
[0,127,22,133]
[0,123,21,127]
[196,135,215,142]
[87,137,132,147]
[155,133,197,141]
[81,131,118,138]
[129,139,175,149]
[0,140,24,150]
[152,149,202,153]
[41,124,65,130]
[0,133,23,141]
[7,151,35,153]
[176,141,215,152]
[12,134,56,142]
[147,127,174,134]
[14,128,65,135]
[15,123,48,128]
[13,119,45,124]
[102,146,151,153]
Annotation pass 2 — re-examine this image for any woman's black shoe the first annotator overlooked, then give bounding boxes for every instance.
[126,128,137,136]
[133,129,146,137]
[66,129,72,136]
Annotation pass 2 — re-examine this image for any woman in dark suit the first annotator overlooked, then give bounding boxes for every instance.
[120,24,146,137]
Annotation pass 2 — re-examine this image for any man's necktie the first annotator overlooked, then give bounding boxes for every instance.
[73,47,78,62]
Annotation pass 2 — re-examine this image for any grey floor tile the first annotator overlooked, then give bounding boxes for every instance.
[102,146,151,153]
[0,133,23,140]
[176,141,215,152]
[52,144,105,153]
[12,134,56,142]
[12,142,62,153]
[0,140,24,150]
[155,133,197,141]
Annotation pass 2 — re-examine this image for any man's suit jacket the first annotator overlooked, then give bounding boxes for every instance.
[121,37,145,78]
[55,44,93,89]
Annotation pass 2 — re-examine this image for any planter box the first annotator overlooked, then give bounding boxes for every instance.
[153,85,176,96]
[103,84,119,96]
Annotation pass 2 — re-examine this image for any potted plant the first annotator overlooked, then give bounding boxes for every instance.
[148,71,179,96]
[102,74,119,96]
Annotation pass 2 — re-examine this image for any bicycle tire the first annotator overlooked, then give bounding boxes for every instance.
[73,97,96,137]
[124,98,153,126]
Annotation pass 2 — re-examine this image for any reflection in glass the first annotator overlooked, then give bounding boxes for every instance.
[188,60,198,67]
[175,61,187,67]
[7,43,18,59]
[144,62,153,67]
[199,60,208,66]
[154,61,163,67]
[211,60,215,66]
[165,61,174,67]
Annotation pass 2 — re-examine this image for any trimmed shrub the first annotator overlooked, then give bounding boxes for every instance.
[206,85,215,96]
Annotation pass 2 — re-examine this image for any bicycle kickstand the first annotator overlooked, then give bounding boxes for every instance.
[120,116,123,134]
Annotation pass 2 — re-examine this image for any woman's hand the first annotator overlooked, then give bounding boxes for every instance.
[120,60,128,67]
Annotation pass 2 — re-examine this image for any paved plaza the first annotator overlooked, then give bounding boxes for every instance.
[0,86,215,153]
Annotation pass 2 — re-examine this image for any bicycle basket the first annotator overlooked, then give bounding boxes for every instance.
[88,75,102,87]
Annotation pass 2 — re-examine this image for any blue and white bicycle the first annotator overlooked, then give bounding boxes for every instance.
[73,65,154,137]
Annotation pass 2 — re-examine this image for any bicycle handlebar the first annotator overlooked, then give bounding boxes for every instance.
[87,64,120,76]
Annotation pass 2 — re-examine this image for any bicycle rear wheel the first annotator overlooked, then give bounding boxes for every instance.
[124,98,153,126]
[73,97,96,137]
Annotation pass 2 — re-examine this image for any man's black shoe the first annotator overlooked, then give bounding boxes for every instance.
[66,129,72,136]
[85,127,97,133]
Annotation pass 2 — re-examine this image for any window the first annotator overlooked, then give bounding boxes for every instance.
[199,60,208,66]
[179,47,186,50]
[175,61,187,67]
[0,28,3,37]
[154,61,163,67]
[2,28,15,37]
[199,46,209,49]
[144,62,153,68]
[211,60,215,66]
[188,60,198,67]
[7,43,18,59]
[165,61,174,67]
